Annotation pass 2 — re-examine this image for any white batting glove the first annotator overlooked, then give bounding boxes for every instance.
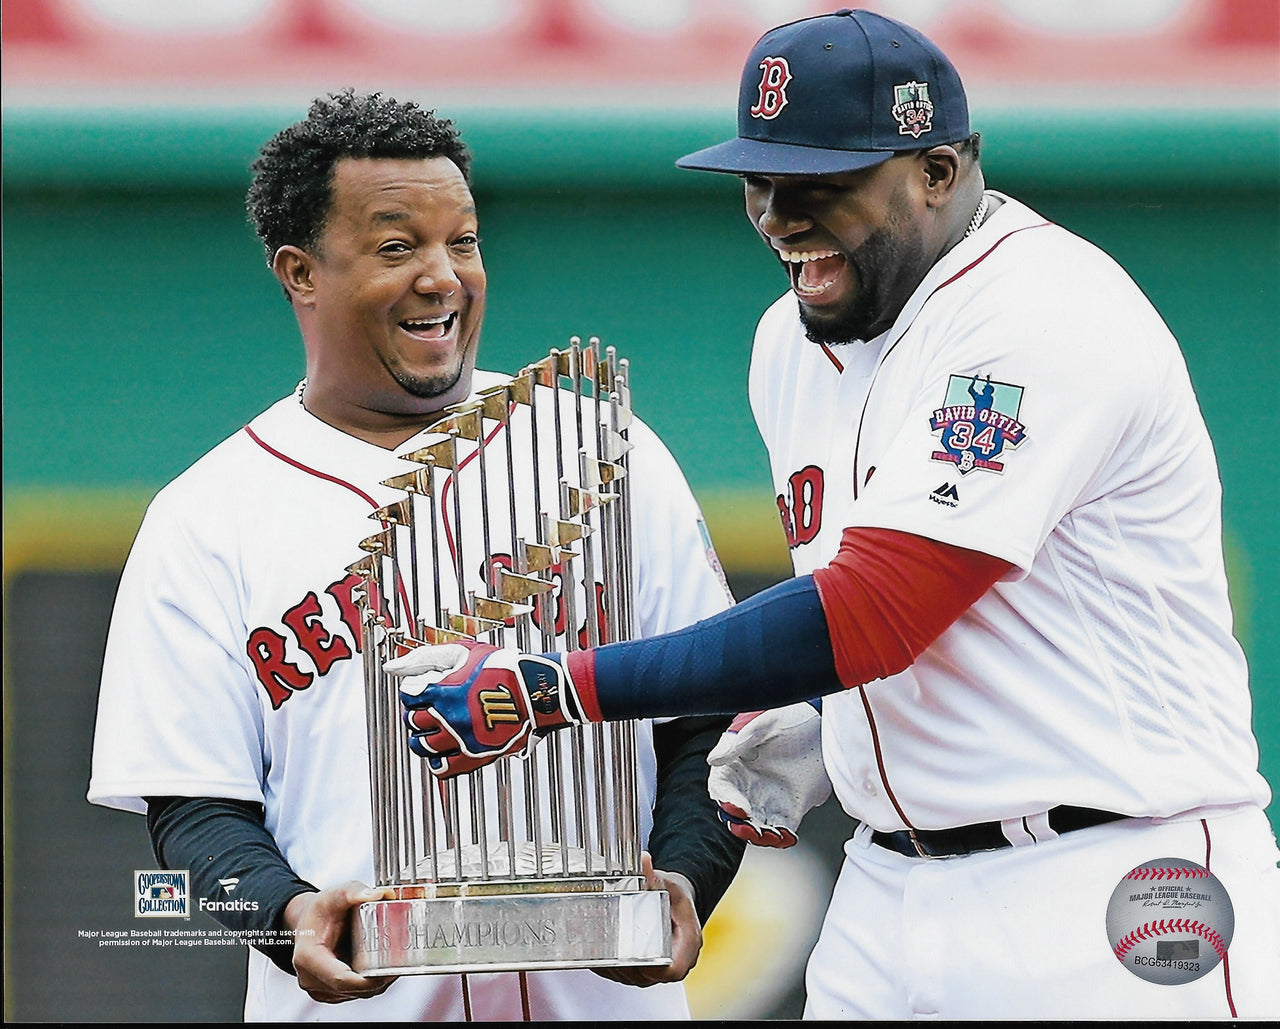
[707,701,831,848]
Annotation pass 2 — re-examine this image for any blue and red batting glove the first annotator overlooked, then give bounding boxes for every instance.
[387,641,587,778]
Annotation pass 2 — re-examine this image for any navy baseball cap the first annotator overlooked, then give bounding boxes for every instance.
[677,8,969,176]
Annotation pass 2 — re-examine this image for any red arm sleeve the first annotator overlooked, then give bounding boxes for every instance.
[812,526,1011,689]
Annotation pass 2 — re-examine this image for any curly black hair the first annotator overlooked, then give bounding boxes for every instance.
[246,89,472,262]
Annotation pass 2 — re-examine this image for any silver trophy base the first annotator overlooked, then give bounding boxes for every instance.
[352,886,671,975]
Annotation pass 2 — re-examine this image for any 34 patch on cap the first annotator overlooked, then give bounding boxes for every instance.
[892,81,934,138]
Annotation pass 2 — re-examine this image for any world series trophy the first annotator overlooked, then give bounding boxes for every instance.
[345,338,671,975]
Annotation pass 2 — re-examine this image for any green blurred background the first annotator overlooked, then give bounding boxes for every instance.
[7,105,1279,593]
[6,104,1279,681]
[4,100,1278,1022]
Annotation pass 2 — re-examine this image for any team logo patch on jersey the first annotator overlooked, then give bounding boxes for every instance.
[891,80,934,138]
[930,374,1027,475]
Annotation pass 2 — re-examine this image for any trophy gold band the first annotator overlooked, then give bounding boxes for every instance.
[345,339,671,975]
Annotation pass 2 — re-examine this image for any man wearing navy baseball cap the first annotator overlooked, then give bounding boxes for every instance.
[394,8,1280,1019]
[678,7,969,176]
[677,7,989,351]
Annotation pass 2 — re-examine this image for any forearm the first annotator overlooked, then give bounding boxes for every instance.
[648,716,747,924]
[569,575,840,721]
[146,795,318,973]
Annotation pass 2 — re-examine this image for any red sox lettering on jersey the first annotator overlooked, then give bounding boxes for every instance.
[777,465,824,548]
[246,573,363,709]
[247,560,610,710]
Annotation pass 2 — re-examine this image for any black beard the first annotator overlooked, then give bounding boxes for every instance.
[390,363,467,401]
[797,268,885,347]
[797,197,930,347]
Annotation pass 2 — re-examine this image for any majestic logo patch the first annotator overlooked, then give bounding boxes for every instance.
[891,80,934,138]
[750,56,792,119]
[930,374,1027,475]
[929,482,960,507]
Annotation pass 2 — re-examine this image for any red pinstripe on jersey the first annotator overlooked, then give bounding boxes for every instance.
[1202,819,1238,1017]
[851,221,1051,501]
[243,424,414,617]
[836,221,1049,831]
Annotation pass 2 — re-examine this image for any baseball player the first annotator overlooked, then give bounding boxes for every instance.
[389,10,1280,1020]
[87,90,744,1021]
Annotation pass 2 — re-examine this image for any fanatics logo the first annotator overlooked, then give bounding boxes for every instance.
[891,80,934,138]
[930,374,1027,475]
[204,874,260,912]
[750,56,792,119]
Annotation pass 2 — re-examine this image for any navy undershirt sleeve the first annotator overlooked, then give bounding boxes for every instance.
[146,796,318,975]
[588,574,840,720]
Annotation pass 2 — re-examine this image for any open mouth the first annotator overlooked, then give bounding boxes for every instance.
[779,248,847,299]
[399,312,458,339]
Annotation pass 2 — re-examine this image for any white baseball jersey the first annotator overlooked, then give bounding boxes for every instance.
[89,370,733,1022]
[751,192,1279,1019]
[749,192,1271,830]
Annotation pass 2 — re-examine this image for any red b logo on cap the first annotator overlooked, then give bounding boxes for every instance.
[750,56,791,120]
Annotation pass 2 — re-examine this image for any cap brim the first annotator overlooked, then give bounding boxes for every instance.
[676,137,896,176]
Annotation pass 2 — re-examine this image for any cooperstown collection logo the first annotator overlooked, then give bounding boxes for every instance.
[930,374,1027,475]
[135,870,189,918]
